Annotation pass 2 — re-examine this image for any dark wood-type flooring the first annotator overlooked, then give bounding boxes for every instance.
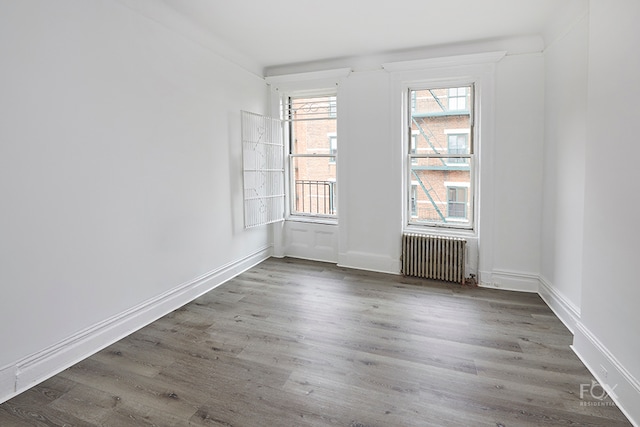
[0,257,631,426]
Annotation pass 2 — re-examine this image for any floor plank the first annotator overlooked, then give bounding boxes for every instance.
[0,257,631,426]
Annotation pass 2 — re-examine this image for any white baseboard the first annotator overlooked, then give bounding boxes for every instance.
[338,251,401,275]
[572,322,640,427]
[537,275,581,334]
[479,269,539,292]
[284,246,338,264]
[0,365,16,400]
[0,246,272,405]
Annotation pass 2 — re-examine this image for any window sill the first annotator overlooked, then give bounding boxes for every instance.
[286,215,338,226]
[404,223,476,239]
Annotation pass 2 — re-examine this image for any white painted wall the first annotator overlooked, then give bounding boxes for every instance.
[572,1,640,423]
[0,0,269,399]
[338,70,402,274]
[539,11,589,329]
[490,54,545,289]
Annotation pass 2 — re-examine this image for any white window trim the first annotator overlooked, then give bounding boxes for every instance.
[268,74,346,225]
[388,52,502,238]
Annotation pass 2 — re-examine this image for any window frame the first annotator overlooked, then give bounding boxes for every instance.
[405,82,476,231]
[282,90,339,222]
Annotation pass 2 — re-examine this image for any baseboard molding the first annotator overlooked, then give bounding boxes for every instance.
[572,322,640,427]
[0,246,272,405]
[479,269,539,292]
[537,275,581,334]
[283,246,338,264]
[0,366,16,400]
[337,251,400,275]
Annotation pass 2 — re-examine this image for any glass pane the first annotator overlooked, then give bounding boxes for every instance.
[410,86,471,157]
[291,156,336,216]
[287,95,336,121]
[448,134,467,153]
[410,158,471,225]
[290,96,337,155]
[291,117,337,154]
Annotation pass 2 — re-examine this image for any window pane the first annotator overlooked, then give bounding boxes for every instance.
[291,117,337,154]
[413,88,447,115]
[410,159,471,225]
[411,89,471,154]
[291,156,336,216]
[287,96,336,121]
[288,95,337,155]
[448,134,467,154]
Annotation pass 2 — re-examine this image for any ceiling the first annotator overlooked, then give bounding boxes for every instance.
[162,0,581,72]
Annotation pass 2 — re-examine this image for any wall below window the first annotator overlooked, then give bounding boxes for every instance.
[0,0,270,402]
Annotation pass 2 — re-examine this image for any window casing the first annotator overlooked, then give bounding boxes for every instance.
[407,84,474,230]
[284,93,338,219]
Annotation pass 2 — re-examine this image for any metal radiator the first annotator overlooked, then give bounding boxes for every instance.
[401,233,466,284]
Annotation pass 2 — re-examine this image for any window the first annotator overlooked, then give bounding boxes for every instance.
[329,134,337,164]
[407,85,474,229]
[285,93,337,218]
[447,133,468,164]
[328,96,337,118]
[447,187,467,218]
[448,87,467,111]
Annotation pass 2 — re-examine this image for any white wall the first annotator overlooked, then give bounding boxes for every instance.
[490,54,545,290]
[573,1,640,424]
[338,70,402,274]
[539,10,589,331]
[0,0,270,401]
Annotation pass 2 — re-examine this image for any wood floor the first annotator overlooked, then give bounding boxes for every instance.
[0,257,631,426]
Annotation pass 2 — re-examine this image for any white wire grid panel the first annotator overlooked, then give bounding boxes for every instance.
[241,111,285,228]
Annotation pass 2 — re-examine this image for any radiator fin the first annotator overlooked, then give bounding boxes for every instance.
[401,233,466,284]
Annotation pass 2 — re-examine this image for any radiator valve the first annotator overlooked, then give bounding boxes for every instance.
[464,274,478,287]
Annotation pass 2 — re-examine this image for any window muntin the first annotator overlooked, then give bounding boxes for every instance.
[286,94,337,218]
[407,85,474,229]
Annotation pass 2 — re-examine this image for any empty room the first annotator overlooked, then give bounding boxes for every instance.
[0,0,638,425]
